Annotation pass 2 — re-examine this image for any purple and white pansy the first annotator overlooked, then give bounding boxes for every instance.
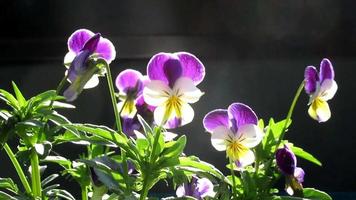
[115,69,145,118]
[143,52,205,129]
[203,103,263,168]
[176,176,215,199]
[304,58,337,122]
[63,29,116,101]
[276,145,305,195]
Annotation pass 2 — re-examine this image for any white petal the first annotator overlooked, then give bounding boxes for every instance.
[173,77,204,103]
[64,51,76,68]
[176,185,185,197]
[83,74,100,89]
[236,149,255,168]
[319,79,337,101]
[153,105,167,126]
[179,103,195,126]
[211,126,232,151]
[143,80,171,106]
[134,130,146,139]
[238,124,263,148]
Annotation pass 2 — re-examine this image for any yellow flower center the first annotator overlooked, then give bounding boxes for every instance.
[162,95,182,124]
[226,140,248,161]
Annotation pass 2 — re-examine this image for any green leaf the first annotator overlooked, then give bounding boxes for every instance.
[0,191,17,200]
[11,82,26,108]
[178,156,225,180]
[137,115,153,135]
[45,189,75,200]
[41,174,59,187]
[159,135,186,160]
[0,89,20,111]
[136,138,149,157]
[0,177,18,193]
[43,156,72,169]
[303,188,332,200]
[290,146,322,166]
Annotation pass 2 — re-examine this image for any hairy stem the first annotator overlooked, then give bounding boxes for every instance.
[30,148,41,198]
[229,158,238,200]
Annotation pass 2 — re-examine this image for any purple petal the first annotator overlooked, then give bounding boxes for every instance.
[276,145,297,176]
[147,53,182,87]
[319,58,335,83]
[166,117,182,129]
[115,69,143,94]
[196,178,214,197]
[67,50,92,82]
[122,117,141,138]
[294,167,305,183]
[67,29,94,53]
[82,33,100,53]
[176,52,205,85]
[304,66,318,95]
[203,109,229,132]
[227,103,258,132]
[95,37,116,63]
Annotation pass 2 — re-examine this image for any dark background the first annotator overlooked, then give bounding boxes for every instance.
[0,0,355,198]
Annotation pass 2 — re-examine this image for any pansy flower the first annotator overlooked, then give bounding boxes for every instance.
[276,145,305,196]
[176,176,215,199]
[203,103,263,168]
[63,29,116,101]
[115,69,145,118]
[304,58,337,122]
[143,52,205,129]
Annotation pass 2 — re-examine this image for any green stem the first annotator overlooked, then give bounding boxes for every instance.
[276,81,305,147]
[3,143,32,194]
[140,127,162,200]
[30,148,42,198]
[229,158,238,200]
[81,185,88,200]
[105,64,122,133]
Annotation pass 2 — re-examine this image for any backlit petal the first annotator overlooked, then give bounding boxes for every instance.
[319,79,337,101]
[175,52,205,85]
[83,75,99,89]
[67,29,94,53]
[203,109,229,132]
[319,58,334,83]
[211,126,231,151]
[304,66,318,95]
[238,124,263,148]
[235,149,255,168]
[115,69,143,94]
[147,52,181,86]
[197,178,215,197]
[228,103,258,131]
[308,98,331,122]
[143,80,170,106]
[174,77,204,103]
[95,37,116,63]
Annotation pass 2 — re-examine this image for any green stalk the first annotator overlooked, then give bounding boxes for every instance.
[276,81,305,147]
[140,127,162,200]
[105,64,122,133]
[81,185,88,200]
[3,143,32,194]
[229,158,238,200]
[30,148,41,198]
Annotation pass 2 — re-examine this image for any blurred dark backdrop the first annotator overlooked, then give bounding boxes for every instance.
[0,0,355,198]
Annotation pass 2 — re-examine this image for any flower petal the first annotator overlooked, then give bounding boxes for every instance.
[64,51,76,68]
[294,167,305,183]
[82,33,100,53]
[175,52,205,85]
[95,37,116,63]
[211,126,231,151]
[162,103,195,129]
[235,149,255,168]
[319,79,338,101]
[115,69,143,94]
[147,52,181,86]
[276,145,297,176]
[197,178,215,198]
[304,66,318,95]
[238,124,263,148]
[319,58,334,83]
[228,103,258,132]
[308,98,331,122]
[143,80,170,106]
[174,77,204,104]
[176,185,186,197]
[203,109,229,133]
[67,29,94,53]
[83,75,100,89]
[118,100,137,118]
